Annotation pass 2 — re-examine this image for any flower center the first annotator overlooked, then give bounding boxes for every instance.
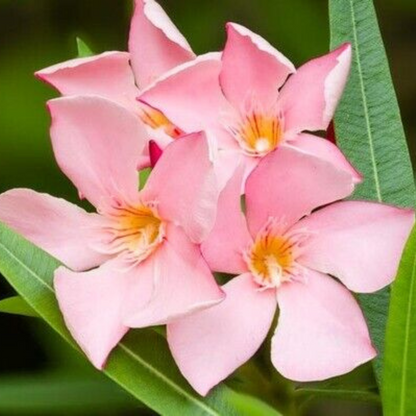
[104,202,165,263]
[230,111,283,157]
[245,219,301,289]
[139,103,183,139]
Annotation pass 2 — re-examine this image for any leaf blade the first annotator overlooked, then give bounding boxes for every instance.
[383,224,416,416]
[0,295,38,318]
[76,37,94,58]
[329,0,416,383]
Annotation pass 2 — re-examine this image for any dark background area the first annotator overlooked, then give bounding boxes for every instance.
[0,0,414,414]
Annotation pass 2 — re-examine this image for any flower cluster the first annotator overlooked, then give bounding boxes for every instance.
[0,0,413,396]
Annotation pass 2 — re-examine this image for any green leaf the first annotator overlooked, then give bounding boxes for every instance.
[0,221,275,416]
[0,295,38,317]
[76,37,94,58]
[227,391,282,416]
[0,373,138,414]
[329,0,416,383]
[383,224,416,415]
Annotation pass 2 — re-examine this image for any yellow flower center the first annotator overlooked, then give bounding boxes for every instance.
[139,103,183,139]
[245,220,301,289]
[105,202,165,263]
[230,111,283,157]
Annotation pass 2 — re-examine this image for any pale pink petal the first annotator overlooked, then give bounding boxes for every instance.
[272,269,376,381]
[129,0,195,89]
[0,189,108,271]
[36,52,139,112]
[48,96,148,210]
[139,53,226,132]
[202,165,252,275]
[167,273,277,396]
[293,201,414,293]
[54,259,129,369]
[245,146,354,237]
[123,224,224,328]
[220,23,295,109]
[278,43,352,133]
[289,133,362,183]
[141,132,218,243]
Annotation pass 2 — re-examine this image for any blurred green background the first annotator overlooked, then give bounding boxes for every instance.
[0,0,415,415]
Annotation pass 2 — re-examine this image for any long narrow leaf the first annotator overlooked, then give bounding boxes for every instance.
[0,373,138,414]
[0,221,279,416]
[383,225,416,416]
[0,295,38,317]
[329,0,416,383]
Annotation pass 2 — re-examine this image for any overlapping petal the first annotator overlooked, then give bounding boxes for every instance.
[245,146,355,237]
[167,273,277,396]
[289,133,362,184]
[138,53,225,132]
[48,96,148,210]
[272,270,376,381]
[141,132,218,243]
[123,224,225,328]
[201,165,252,275]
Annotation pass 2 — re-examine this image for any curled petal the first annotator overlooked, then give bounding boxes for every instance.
[220,23,295,109]
[279,43,352,133]
[129,0,195,88]
[36,52,139,111]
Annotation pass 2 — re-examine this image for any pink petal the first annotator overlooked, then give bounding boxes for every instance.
[202,165,252,274]
[167,273,277,396]
[141,132,218,243]
[290,133,362,184]
[220,23,295,109]
[54,259,129,369]
[245,146,354,237]
[129,0,195,89]
[123,224,225,328]
[36,52,139,112]
[139,53,226,132]
[278,43,352,133]
[0,189,108,271]
[48,96,148,210]
[272,269,376,381]
[293,201,415,293]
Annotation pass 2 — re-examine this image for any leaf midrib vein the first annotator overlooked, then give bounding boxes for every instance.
[0,239,220,416]
[349,0,383,202]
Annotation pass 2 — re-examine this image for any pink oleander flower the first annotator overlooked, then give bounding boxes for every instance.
[0,95,224,369]
[139,23,361,189]
[35,0,195,159]
[167,147,414,396]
